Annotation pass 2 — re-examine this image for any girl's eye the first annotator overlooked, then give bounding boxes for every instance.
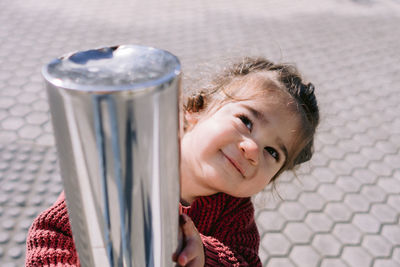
[265,147,279,161]
[238,114,253,132]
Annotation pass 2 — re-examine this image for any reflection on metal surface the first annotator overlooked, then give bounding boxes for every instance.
[43,45,181,267]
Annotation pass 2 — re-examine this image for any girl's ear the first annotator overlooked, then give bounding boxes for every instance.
[184,111,199,131]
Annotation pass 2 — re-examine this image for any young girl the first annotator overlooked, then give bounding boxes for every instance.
[26,57,319,266]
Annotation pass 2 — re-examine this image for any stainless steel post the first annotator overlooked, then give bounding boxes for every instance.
[42,45,181,267]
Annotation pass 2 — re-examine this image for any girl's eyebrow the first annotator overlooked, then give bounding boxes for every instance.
[241,104,268,124]
[241,104,288,161]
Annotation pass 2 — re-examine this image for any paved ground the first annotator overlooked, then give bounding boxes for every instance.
[0,0,399,266]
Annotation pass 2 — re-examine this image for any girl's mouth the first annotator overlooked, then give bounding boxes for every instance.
[221,150,245,178]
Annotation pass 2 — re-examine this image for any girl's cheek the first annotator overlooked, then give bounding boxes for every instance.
[232,120,246,135]
[261,161,276,179]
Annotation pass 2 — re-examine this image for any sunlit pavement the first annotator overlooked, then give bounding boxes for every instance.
[0,0,399,266]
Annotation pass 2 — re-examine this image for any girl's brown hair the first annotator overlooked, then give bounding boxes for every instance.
[185,57,319,184]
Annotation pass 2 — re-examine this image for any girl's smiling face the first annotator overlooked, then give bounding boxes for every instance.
[180,91,301,204]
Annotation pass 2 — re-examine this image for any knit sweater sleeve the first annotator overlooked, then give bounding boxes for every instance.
[187,194,262,267]
[25,192,80,267]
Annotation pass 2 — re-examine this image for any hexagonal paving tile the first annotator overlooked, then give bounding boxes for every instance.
[361,184,388,203]
[256,210,286,232]
[17,125,42,140]
[392,247,400,264]
[317,131,338,145]
[0,130,18,143]
[352,169,378,184]
[310,152,330,168]
[387,195,400,212]
[0,110,8,121]
[31,99,49,112]
[261,233,291,256]
[312,234,341,256]
[25,111,48,125]
[283,222,313,244]
[336,175,362,193]
[378,178,400,194]
[320,258,348,267]
[297,175,319,192]
[1,117,25,131]
[289,245,319,267]
[375,140,398,154]
[0,96,16,109]
[298,192,325,211]
[317,183,345,201]
[278,202,307,221]
[382,225,400,245]
[258,246,268,265]
[360,146,385,161]
[373,259,400,267]
[370,203,398,223]
[36,133,55,146]
[329,159,353,176]
[344,152,369,168]
[276,182,302,201]
[337,139,361,154]
[352,213,381,234]
[324,202,353,222]
[311,167,336,183]
[16,92,37,105]
[8,104,31,117]
[266,258,296,267]
[344,193,371,213]
[21,83,42,93]
[305,213,333,233]
[362,234,393,257]
[333,223,362,245]
[383,154,400,169]
[342,246,372,267]
[321,144,346,159]
[369,161,394,177]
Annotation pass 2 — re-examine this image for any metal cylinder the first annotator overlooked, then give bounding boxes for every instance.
[42,45,181,267]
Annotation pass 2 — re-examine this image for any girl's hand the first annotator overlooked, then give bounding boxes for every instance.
[173,213,205,267]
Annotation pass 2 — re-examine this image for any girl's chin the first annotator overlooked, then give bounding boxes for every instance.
[180,197,192,206]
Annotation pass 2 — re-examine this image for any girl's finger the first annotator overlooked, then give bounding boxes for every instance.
[178,236,199,266]
[172,251,178,262]
[181,214,197,236]
[186,257,204,267]
[178,214,204,266]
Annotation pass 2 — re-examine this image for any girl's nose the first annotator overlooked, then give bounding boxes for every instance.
[239,138,259,165]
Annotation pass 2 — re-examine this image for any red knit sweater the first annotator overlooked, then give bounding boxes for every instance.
[26,192,261,266]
